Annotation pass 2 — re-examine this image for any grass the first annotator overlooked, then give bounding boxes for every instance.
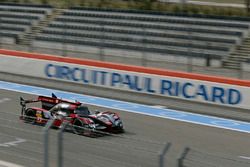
[190,0,245,4]
[2,0,250,16]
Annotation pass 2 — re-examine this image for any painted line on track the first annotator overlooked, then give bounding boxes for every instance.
[0,98,10,103]
[0,160,25,167]
[1,80,250,134]
[0,138,27,147]
[239,156,250,160]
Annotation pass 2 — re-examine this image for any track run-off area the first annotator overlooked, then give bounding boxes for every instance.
[0,81,250,167]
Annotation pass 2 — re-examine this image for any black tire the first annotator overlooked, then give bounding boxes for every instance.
[72,119,85,135]
[24,108,36,123]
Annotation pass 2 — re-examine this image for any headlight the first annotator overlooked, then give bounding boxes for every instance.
[119,123,123,127]
[115,120,122,126]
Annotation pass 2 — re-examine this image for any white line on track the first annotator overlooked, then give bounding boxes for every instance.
[239,156,250,160]
[0,138,26,147]
[0,98,10,103]
[0,160,25,167]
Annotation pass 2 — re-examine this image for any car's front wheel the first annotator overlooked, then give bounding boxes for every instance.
[72,118,85,135]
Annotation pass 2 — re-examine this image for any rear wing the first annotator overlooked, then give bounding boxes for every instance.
[20,97,40,116]
[20,93,82,115]
[20,93,59,106]
[38,94,82,108]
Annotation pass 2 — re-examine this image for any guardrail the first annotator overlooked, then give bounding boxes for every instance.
[1,43,250,80]
[1,48,250,122]
[0,112,172,167]
[42,116,173,167]
[178,147,250,167]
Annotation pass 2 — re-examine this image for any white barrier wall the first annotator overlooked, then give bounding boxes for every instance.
[1,54,250,109]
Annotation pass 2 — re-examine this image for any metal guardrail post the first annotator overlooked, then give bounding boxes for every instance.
[187,30,193,72]
[159,142,171,167]
[177,147,190,167]
[62,21,67,57]
[0,16,1,48]
[238,62,243,79]
[43,119,55,167]
[141,27,147,67]
[99,21,105,61]
[58,122,69,167]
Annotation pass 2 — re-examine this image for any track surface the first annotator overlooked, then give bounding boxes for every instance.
[1,89,250,167]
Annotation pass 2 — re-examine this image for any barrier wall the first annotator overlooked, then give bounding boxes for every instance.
[0,49,250,109]
[1,49,250,121]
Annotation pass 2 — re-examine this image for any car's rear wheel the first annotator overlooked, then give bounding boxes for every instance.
[24,108,36,123]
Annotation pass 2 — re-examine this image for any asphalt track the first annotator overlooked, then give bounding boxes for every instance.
[1,89,250,167]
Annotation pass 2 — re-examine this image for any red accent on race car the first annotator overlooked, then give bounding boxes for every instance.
[69,104,77,110]
[53,119,62,127]
[38,96,82,106]
[30,107,47,112]
[69,113,77,118]
[79,117,91,124]
[20,94,124,134]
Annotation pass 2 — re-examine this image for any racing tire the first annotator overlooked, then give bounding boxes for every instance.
[72,119,85,135]
[24,108,36,123]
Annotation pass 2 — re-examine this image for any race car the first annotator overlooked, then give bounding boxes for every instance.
[19,93,124,135]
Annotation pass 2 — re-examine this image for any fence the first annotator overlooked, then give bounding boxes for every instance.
[43,119,172,167]
[1,42,250,80]
[0,110,172,167]
[1,109,250,167]
[0,110,44,167]
[0,98,250,167]
[178,147,250,167]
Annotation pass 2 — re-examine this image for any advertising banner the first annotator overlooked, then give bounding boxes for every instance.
[0,51,249,109]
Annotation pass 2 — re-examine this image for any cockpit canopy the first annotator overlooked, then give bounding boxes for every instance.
[75,105,91,116]
[49,103,91,117]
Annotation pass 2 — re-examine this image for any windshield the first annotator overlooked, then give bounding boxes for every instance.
[75,106,91,116]
[97,114,115,124]
[50,103,73,116]
[60,108,73,116]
